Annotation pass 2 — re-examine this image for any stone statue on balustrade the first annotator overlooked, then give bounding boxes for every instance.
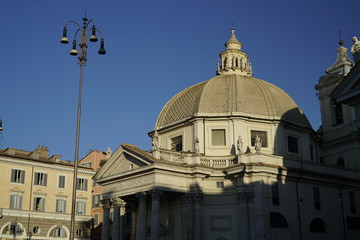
[152,131,159,150]
[254,135,262,153]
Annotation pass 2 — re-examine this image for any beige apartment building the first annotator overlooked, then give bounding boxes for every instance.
[0,146,95,240]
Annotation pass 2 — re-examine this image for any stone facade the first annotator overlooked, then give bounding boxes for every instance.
[94,30,360,240]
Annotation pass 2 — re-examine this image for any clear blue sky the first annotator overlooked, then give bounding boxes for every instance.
[1,0,359,161]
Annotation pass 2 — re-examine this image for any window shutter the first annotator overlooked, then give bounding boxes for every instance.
[20,171,25,184]
[10,195,14,208]
[44,174,47,186]
[19,196,22,209]
[41,198,45,211]
[11,169,15,182]
[84,179,88,191]
[34,173,38,185]
[63,200,66,213]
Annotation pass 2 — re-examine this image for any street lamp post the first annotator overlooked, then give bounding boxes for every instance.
[60,15,106,240]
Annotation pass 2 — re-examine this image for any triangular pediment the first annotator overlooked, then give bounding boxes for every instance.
[93,144,154,181]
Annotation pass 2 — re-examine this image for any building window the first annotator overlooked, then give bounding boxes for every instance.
[270,212,288,228]
[313,187,321,209]
[92,194,101,207]
[34,172,47,186]
[10,224,23,235]
[76,229,83,237]
[10,195,22,209]
[347,217,360,230]
[271,182,279,206]
[76,201,86,215]
[216,182,224,188]
[34,197,45,211]
[337,157,345,167]
[94,213,99,226]
[309,145,314,161]
[334,103,344,125]
[76,178,88,191]
[11,169,25,184]
[171,135,183,151]
[212,129,226,146]
[251,130,268,147]
[53,227,65,237]
[349,191,356,213]
[309,218,326,233]
[58,175,66,189]
[33,226,41,234]
[81,162,92,167]
[56,199,66,213]
[287,136,298,153]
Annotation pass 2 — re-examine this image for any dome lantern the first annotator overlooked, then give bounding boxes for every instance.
[217,28,253,76]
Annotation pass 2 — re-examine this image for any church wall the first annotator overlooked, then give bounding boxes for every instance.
[319,141,360,169]
[159,124,193,152]
[202,203,240,240]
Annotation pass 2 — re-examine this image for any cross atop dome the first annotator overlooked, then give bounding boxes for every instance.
[225,28,243,50]
[217,28,253,76]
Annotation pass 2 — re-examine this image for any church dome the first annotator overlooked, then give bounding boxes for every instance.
[155,29,311,130]
[155,74,311,129]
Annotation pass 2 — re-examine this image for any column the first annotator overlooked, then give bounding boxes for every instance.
[119,200,127,240]
[130,204,137,240]
[136,192,147,240]
[112,197,122,240]
[182,193,194,240]
[149,189,163,240]
[237,191,255,240]
[193,191,203,240]
[101,199,111,240]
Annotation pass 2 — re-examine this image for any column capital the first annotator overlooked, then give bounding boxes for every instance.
[101,199,111,209]
[149,189,163,200]
[111,197,126,208]
[183,193,193,204]
[136,191,147,198]
[193,191,203,204]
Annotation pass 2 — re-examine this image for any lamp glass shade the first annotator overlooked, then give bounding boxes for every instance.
[89,25,98,42]
[70,49,78,56]
[98,39,106,55]
[70,40,78,56]
[90,35,98,42]
[60,37,69,44]
[60,27,69,44]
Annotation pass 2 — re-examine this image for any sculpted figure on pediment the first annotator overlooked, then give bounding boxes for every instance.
[351,37,360,54]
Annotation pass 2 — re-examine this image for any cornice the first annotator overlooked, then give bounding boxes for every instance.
[0,156,95,176]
